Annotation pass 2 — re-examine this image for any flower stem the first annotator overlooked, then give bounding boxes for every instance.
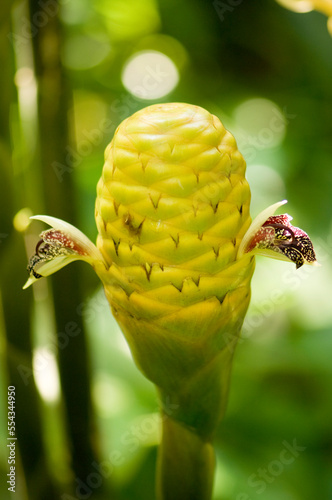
[154,345,238,500]
[157,415,215,500]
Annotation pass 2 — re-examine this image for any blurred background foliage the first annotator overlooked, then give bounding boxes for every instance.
[1,0,332,499]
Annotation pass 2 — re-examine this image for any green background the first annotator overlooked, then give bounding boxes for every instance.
[1,0,332,499]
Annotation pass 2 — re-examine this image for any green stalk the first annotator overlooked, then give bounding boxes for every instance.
[156,417,215,500]
[154,325,238,500]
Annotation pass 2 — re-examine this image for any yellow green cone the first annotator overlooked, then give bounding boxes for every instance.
[95,103,255,434]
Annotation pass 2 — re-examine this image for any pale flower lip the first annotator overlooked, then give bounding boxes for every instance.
[237,200,319,269]
[23,215,108,289]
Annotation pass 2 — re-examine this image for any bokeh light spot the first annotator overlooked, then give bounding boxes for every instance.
[62,34,111,70]
[275,0,314,13]
[94,0,161,41]
[133,34,188,71]
[13,208,33,232]
[60,0,92,25]
[33,347,61,403]
[14,67,35,88]
[93,374,132,417]
[233,98,287,151]
[122,51,179,100]
[246,164,286,215]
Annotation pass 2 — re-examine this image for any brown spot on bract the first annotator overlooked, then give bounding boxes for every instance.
[142,263,152,281]
[123,213,144,238]
[212,246,219,258]
[170,233,180,248]
[113,201,120,216]
[211,201,219,214]
[171,281,183,293]
[149,193,161,209]
[191,276,200,287]
[112,239,120,256]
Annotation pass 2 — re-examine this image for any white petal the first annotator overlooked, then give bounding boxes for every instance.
[34,255,83,276]
[30,215,106,264]
[23,255,92,289]
[23,276,38,289]
[23,257,84,289]
[23,215,108,289]
[237,200,288,259]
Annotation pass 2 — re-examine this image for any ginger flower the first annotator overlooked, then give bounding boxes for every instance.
[238,200,317,268]
[23,215,107,289]
[23,103,318,500]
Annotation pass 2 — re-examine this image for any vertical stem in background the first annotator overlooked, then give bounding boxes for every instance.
[27,0,101,488]
[0,3,58,499]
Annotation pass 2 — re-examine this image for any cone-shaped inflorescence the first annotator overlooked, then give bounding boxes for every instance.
[95,103,255,434]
